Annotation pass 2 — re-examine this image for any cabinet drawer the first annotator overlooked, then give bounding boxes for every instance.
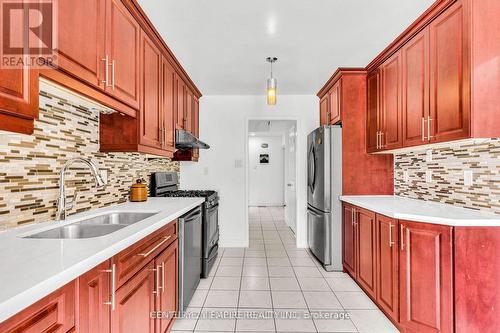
[114,220,177,289]
[0,281,76,333]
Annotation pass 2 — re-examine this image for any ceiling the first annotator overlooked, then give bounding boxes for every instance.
[137,0,434,95]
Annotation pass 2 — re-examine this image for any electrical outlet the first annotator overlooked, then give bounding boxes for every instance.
[426,149,433,162]
[464,170,473,186]
[403,171,410,182]
[425,170,433,183]
[100,169,108,184]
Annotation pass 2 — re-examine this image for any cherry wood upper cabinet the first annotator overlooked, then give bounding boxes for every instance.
[328,81,341,124]
[192,97,200,161]
[185,88,194,134]
[366,71,380,153]
[176,77,186,130]
[139,32,163,150]
[342,204,357,277]
[77,261,111,333]
[111,261,156,333]
[356,208,377,299]
[402,28,430,147]
[399,221,453,333]
[57,0,106,88]
[380,51,403,150]
[162,58,176,156]
[156,240,179,333]
[0,69,39,135]
[429,0,469,143]
[105,0,140,109]
[319,95,329,126]
[0,282,76,333]
[375,215,399,324]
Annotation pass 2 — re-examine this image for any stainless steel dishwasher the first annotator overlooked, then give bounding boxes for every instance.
[178,206,202,313]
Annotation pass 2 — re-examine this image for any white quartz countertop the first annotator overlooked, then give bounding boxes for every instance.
[0,197,204,323]
[340,195,500,227]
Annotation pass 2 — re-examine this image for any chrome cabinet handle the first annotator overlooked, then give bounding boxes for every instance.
[427,117,433,141]
[376,131,380,149]
[101,55,111,87]
[154,265,161,296]
[138,236,172,258]
[380,132,385,149]
[400,225,405,251]
[103,263,116,311]
[422,117,426,141]
[111,59,115,90]
[389,224,395,248]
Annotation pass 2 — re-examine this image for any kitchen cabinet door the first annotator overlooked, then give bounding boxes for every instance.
[0,68,38,135]
[402,28,430,147]
[176,77,186,130]
[78,261,111,333]
[185,88,194,134]
[57,0,106,88]
[0,282,75,333]
[342,204,356,277]
[162,58,176,156]
[399,221,453,333]
[328,81,341,124]
[319,95,329,126]
[192,97,200,160]
[366,71,380,153]
[356,207,377,299]
[155,240,179,333]
[139,31,163,150]
[105,0,140,109]
[376,215,399,323]
[380,51,403,150]
[111,261,156,333]
[429,0,470,143]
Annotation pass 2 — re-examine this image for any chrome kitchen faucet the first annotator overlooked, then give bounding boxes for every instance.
[56,158,106,221]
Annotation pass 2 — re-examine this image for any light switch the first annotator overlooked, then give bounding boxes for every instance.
[464,170,473,186]
[425,170,433,183]
[403,171,409,183]
[426,149,433,162]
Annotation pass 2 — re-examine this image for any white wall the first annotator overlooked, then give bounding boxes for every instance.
[248,135,285,206]
[180,95,318,248]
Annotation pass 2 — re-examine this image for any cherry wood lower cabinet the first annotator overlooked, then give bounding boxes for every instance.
[0,282,76,333]
[342,204,357,277]
[356,208,377,299]
[156,239,179,333]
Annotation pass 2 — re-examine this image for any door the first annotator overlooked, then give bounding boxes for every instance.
[429,0,470,143]
[139,32,162,149]
[0,68,38,135]
[366,71,380,153]
[162,58,176,156]
[399,221,453,333]
[192,97,200,160]
[176,77,186,130]
[105,0,140,109]
[285,125,297,233]
[185,89,193,134]
[307,127,331,212]
[342,204,356,276]
[329,81,341,124]
[376,215,399,323]
[319,96,329,126]
[307,207,331,266]
[402,28,430,147]
[380,51,403,150]
[57,0,106,88]
[156,240,179,333]
[78,261,111,333]
[356,208,377,299]
[111,261,155,333]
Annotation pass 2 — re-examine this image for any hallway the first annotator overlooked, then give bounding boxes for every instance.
[172,207,398,333]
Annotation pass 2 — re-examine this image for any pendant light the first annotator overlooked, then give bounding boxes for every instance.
[266,57,278,105]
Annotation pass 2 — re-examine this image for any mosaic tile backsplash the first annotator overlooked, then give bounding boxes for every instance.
[395,139,500,214]
[0,83,179,230]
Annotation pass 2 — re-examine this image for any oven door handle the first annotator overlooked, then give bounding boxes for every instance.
[182,207,202,222]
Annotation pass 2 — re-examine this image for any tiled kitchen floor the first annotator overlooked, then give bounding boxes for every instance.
[172,207,398,333]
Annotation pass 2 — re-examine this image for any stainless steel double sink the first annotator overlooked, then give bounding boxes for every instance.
[24,212,158,239]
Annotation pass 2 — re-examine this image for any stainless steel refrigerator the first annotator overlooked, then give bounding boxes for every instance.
[307,125,342,271]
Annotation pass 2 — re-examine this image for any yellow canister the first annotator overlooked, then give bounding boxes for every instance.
[130,179,148,202]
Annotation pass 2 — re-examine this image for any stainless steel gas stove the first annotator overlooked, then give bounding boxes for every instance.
[150,172,219,279]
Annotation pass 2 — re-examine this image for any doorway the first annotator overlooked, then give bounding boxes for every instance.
[246,119,298,234]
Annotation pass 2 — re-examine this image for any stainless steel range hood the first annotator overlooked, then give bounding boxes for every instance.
[175,129,210,150]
